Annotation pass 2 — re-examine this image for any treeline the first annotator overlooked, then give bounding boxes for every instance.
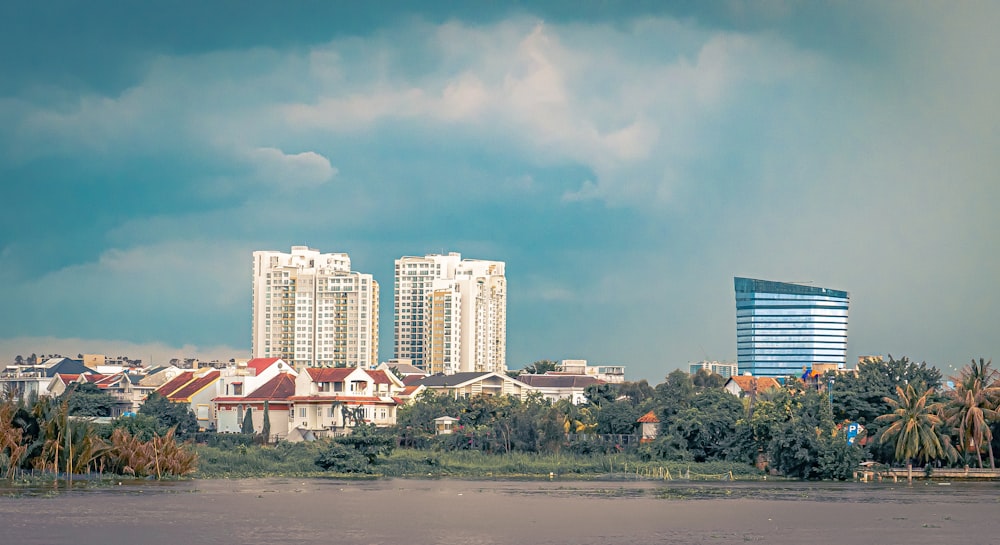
[385,356,999,479]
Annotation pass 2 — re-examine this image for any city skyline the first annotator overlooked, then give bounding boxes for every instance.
[1,3,998,381]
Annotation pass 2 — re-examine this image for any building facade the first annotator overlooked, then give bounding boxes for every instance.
[689,360,738,378]
[734,277,848,378]
[395,253,506,375]
[252,246,379,369]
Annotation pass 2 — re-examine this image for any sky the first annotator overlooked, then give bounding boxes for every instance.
[1,1,998,381]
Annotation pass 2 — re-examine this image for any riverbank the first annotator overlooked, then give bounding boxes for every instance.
[1,478,996,545]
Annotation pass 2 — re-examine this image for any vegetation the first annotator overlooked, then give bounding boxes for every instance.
[0,393,197,481]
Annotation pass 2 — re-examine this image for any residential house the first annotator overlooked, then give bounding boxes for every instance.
[154,369,223,430]
[286,367,403,441]
[516,374,601,405]
[214,372,297,440]
[416,372,532,400]
[723,376,782,398]
[217,358,296,398]
[0,358,92,400]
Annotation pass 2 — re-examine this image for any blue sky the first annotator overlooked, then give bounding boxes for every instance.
[2,2,997,380]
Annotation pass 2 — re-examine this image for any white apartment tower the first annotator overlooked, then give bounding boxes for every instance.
[394,253,506,375]
[252,246,379,369]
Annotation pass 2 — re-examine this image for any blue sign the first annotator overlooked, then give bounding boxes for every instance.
[845,422,864,445]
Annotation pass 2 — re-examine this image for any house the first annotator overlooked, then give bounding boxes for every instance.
[723,375,782,397]
[516,374,601,405]
[637,411,660,443]
[217,358,296,398]
[376,360,427,381]
[0,358,92,400]
[137,365,184,389]
[154,369,223,430]
[286,367,403,441]
[214,372,297,440]
[416,372,532,400]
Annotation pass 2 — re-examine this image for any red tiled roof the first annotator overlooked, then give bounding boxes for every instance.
[243,373,297,401]
[167,371,220,402]
[306,367,355,382]
[637,410,659,423]
[400,385,422,396]
[728,376,781,391]
[156,371,196,397]
[55,374,80,383]
[367,370,393,385]
[402,375,425,386]
[82,374,108,383]
[288,395,398,405]
[246,357,281,375]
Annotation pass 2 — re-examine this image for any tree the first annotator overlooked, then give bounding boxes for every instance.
[877,384,954,470]
[60,383,116,417]
[241,407,254,434]
[692,369,726,389]
[138,393,198,437]
[510,359,559,378]
[944,358,999,468]
[261,401,271,443]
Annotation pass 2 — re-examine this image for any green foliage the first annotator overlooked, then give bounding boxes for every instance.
[60,383,116,417]
[261,401,271,443]
[510,359,559,378]
[241,407,254,434]
[335,424,395,464]
[877,383,954,465]
[315,441,370,473]
[138,393,198,437]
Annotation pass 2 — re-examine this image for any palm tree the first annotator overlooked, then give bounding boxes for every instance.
[877,383,954,480]
[944,358,999,468]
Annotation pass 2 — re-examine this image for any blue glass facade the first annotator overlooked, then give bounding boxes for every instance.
[735,277,849,378]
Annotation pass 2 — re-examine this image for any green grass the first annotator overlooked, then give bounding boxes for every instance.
[193,442,763,481]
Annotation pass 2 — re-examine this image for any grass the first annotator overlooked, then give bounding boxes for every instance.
[193,442,764,481]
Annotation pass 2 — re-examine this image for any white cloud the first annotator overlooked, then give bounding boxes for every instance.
[247,147,337,188]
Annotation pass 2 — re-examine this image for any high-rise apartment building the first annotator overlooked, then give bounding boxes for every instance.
[252,246,378,369]
[735,277,848,378]
[395,253,506,375]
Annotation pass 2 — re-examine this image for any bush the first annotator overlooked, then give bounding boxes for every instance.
[315,441,370,473]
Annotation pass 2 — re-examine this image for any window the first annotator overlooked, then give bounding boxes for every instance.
[299,408,306,418]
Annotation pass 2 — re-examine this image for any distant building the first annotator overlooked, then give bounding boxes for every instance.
[252,246,379,369]
[559,359,625,384]
[395,253,506,375]
[735,277,849,378]
[689,360,738,378]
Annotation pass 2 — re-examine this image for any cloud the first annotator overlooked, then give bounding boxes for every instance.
[247,147,337,188]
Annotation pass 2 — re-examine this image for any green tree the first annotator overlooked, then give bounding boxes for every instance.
[138,393,198,437]
[944,357,999,468]
[691,369,726,389]
[336,423,396,464]
[60,383,116,417]
[510,359,559,378]
[767,389,837,479]
[261,401,271,443]
[241,407,254,434]
[877,384,954,469]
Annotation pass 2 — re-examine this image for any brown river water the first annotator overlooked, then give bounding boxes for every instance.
[2,478,997,544]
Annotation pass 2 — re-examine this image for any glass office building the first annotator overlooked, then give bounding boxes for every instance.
[735,277,849,378]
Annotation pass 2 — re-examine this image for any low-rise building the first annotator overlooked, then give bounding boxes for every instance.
[416,372,531,400]
[515,374,600,405]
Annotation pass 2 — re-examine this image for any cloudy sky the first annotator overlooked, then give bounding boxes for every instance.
[1,2,997,380]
